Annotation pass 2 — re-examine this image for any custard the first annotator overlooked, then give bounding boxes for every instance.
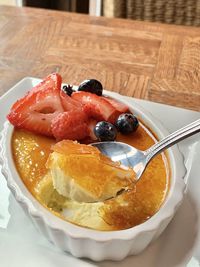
[12,122,169,230]
[47,140,135,202]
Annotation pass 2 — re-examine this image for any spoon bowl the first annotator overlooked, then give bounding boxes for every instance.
[92,141,146,180]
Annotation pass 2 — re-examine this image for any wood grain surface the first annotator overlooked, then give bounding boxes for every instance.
[0,5,200,111]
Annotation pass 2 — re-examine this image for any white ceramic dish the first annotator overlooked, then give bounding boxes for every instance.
[0,77,186,261]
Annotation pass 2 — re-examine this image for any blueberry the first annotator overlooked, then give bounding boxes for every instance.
[62,85,75,96]
[94,121,117,141]
[115,113,139,134]
[78,79,103,96]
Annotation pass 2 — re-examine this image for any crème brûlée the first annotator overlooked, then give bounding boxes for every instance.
[12,122,170,231]
[47,140,135,203]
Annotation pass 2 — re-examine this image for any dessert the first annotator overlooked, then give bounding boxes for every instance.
[9,73,169,231]
[47,140,135,203]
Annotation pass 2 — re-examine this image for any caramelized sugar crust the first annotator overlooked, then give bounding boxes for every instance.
[12,130,55,193]
[12,123,169,230]
[48,140,135,200]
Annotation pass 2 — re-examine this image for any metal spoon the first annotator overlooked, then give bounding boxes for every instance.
[92,118,200,182]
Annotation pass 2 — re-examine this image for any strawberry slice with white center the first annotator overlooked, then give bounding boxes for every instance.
[7,73,64,137]
[87,119,98,141]
[103,96,129,113]
[60,90,83,111]
[71,91,120,123]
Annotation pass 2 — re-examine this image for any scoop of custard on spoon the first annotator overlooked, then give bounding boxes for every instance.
[46,140,136,203]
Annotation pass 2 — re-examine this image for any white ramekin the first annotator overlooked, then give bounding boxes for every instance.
[0,91,186,261]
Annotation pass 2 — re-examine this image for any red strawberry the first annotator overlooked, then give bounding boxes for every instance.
[71,91,120,123]
[103,96,129,113]
[51,110,89,141]
[7,73,64,136]
[60,90,83,111]
[11,73,62,111]
[87,119,98,141]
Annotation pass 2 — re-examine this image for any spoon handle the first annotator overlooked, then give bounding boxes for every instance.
[145,118,200,163]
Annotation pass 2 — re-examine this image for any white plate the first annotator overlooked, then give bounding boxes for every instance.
[0,78,200,267]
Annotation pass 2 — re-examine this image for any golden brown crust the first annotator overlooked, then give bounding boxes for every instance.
[51,140,100,155]
[100,157,168,229]
[47,140,136,200]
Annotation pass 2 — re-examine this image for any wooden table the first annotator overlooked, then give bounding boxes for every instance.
[0,5,200,111]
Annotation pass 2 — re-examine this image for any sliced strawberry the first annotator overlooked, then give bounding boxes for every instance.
[82,103,104,122]
[7,73,64,136]
[103,96,129,113]
[60,90,83,111]
[71,91,120,123]
[11,73,62,111]
[87,119,98,141]
[51,110,89,141]
[32,73,62,94]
